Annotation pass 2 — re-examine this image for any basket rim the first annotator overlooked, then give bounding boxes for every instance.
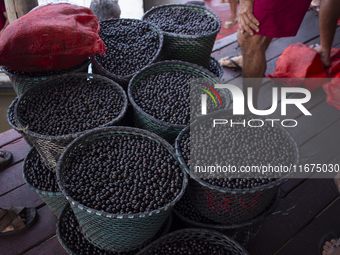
[93,18,164,81]
[56,126,188,219]
[127,60,218,130]
[7,97,18,130]
[22,147,63,196]
[173,188,281,230]
[174,109,300,194]
[136,228,249,255]
[209,55,224,78]
[142,4,221,39]
[14,73,128,140]
[1,57,91,79]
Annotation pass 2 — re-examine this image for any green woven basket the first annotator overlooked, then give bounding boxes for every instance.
[23,147,68,217]
[56,204,173,255]
[1,58,90,98]
[15,73,128,172]
[92,18,163,90]
[128,60,221,144]
[56,126,188,253]
[142,4,221,69]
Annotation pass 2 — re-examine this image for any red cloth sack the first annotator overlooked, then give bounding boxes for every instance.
[267,43,328,92]
[0,3,106,72]
[323,73,340,110]
[326,47,340,78]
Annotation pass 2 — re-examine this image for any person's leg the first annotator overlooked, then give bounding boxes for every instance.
[238,31,272,109]
[315,0,340,67]
[223,0,238,29]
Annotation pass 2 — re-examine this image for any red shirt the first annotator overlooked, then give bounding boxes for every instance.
[0,0,6,30]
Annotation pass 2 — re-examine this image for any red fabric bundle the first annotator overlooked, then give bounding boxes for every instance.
[0,3,106,72]
[323,73,340,110]
[267,43,328,92]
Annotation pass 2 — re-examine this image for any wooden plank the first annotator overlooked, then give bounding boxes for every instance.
[24,236,68,255]
[212,33,238,52]
[300,119,340,165]
[286,101,340,146]
[247,178,339,255]
[0,205,57,255]
[0,162,25,196]
[0,137,30,167]
[0,184,44,208]
[276,197,340,255]
[0,129,22,147]
[280,179,307,198]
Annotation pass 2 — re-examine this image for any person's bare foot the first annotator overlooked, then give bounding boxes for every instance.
[313,44,331,68]
[223,17,238,29]
[322,238,340,255]
[219,55,243,69]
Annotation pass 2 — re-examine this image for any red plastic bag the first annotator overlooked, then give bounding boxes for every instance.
[267,43,328,92]
[0,3,106,72]
[323,73,340,110]
[326,48,340,78]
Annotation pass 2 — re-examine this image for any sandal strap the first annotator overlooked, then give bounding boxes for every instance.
[0,210,13,232]
[0,208,26,233]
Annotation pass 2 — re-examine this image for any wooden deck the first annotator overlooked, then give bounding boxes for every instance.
[0,8,340,255]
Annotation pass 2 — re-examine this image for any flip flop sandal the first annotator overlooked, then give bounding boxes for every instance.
[0,206,37,236]
[223,20,238,30]
[0,150,13,171]
[186,1,205,6]
[310,4,320,13]
[220,55,242,70]
[318,230,340,255]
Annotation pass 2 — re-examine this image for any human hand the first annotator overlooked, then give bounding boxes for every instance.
[238,0,260,36]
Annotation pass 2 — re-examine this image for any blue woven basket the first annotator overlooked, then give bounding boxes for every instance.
[57,126,188,252]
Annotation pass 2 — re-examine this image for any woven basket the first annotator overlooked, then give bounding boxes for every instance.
[136,228,249,255]
[7,97,33,147]
[1,58,90,98]
[15,73,128,172]
[173,188,280,247]
[209,55,224,78]
[92,19,163,90]
[128,60,221,143]
[57,126,188,252]
[23,147,68,216]
[175,110,299,224]
[56,204,173,255]
[142,4,221,69]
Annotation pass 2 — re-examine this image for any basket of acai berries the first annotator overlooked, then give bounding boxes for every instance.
[14,73,128,171]
[136,228,249,255]
[56,204,173,255]
[92,18,163,89]
[23,147,68,216]
[128,60,230,143]
[175,109,299,224]
[56,126,188,253]
[142,4,221,69]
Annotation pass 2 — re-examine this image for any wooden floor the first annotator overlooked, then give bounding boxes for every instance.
[1,8,340,255]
